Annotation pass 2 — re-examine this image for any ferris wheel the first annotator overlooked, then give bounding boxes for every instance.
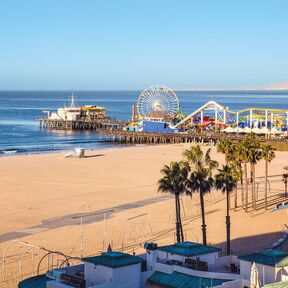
[137,85,179,118]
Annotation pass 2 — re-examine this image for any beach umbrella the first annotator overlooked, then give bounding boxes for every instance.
[243,127,251,133]
[225,126,234,133]
[252,127,262,134]
[220,126,233,133]
[250,262,261,288]
[271,127,282,134]
[260,127,270,135]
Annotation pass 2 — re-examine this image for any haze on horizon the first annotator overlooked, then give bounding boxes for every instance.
[0,0,288,91]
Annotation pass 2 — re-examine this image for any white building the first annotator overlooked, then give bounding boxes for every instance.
[49,95,81,121]
[23,251,143,288]
[19,243,288,288]
[145,241,246,288]
[238,249,288,286]
[82,251,142,288]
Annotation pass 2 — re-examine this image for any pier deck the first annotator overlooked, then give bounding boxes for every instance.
[99,130,288,146]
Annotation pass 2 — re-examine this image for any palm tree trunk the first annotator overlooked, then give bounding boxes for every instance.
[285,181,287,197]
[226,191,231,256]
[250,164,254,209]
[253,164,256,209]
[177,197,184,242]
[265,159,268,210]
[175,195,181,243]
[199,190,207,245]
[234,185,238,210]
[241,175,244,209]
[250,163,256,210]
[244,161,248,212]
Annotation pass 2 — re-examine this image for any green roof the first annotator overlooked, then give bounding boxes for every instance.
[264,280,288,287]
[18,275,51,288]
[82,251,142,268]
[147,271,231,288]
[238,249,288,267]
[158,242,221,257]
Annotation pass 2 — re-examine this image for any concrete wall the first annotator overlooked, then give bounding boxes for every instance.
[146,251,157,271]
[84,262,141,288]
[85,263,113,287]
[215,255,239,266]
[213,279,250,288]
[111,264,141,288]
[140,271,154,288]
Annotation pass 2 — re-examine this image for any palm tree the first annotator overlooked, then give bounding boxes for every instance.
[261,144,275,210]
[282,173,288,197]
[215,165,237,256]
[183,145,218,245]
[237,142,249,211]
[217,140,243,210]
[229,160,242,210]
[242,133,261,210]
[217,138,232,163]
[158,161,190,242]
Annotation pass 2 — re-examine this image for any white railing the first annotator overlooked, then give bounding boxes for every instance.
[155,261,242,281]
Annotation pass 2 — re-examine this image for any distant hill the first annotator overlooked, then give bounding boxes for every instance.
[261,81,288,90]
[174,81,288,91]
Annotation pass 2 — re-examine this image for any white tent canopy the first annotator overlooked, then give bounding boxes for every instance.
[252,127,262,134]
[271,127,282,134]
[221,126,234,133]
[260,127,270,134]
[243,127,252,133]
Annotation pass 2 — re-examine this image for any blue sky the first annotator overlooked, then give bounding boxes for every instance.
[0,0,288,90]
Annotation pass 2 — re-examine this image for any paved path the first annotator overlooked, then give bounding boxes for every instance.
[0,195,172,243]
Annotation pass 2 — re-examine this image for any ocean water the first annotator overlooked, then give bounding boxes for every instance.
[0,90,288,155]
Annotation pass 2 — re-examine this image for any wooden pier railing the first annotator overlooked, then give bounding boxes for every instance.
[99,130,288,147]
[37,118,127,131]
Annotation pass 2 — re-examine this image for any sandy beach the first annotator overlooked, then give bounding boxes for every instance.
[1,144,288,287]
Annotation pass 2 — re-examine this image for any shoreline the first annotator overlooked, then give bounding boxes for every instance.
[0,141,135,158]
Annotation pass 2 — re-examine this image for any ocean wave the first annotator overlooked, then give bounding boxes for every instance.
[0,139,109,156]
[0,146,63,155]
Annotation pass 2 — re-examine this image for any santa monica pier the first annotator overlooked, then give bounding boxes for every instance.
[38,86,288,146]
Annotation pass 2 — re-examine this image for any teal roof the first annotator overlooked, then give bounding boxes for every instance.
[264,280,288,287]
[82,251,142,268]
[158,242,221,257]
[18,275,51,288]
[147,271,231,288]
[238,249,288,267]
